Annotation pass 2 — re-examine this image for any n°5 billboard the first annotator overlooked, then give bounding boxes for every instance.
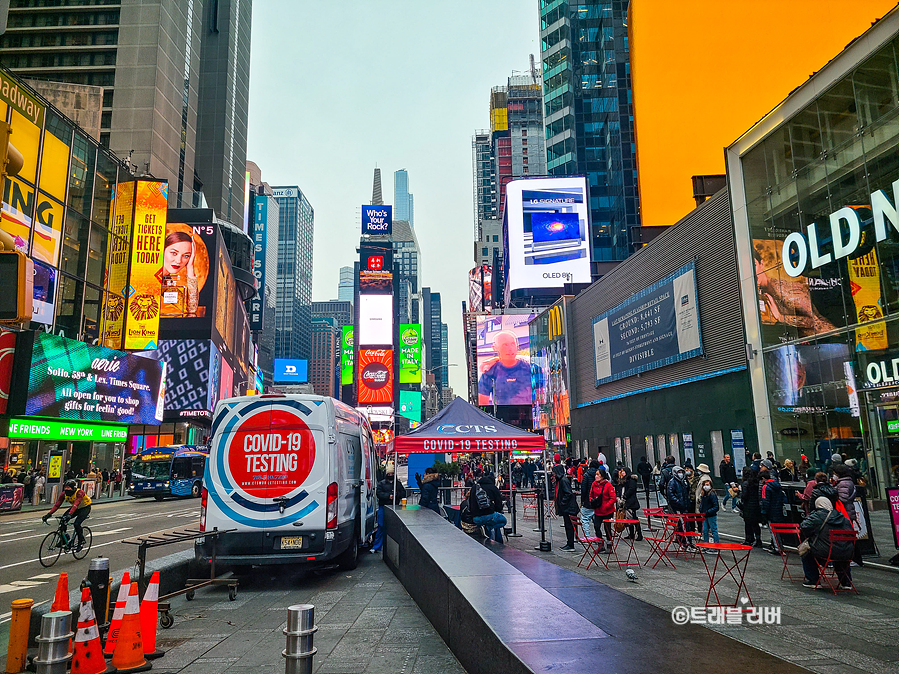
[362,205,392,236]
[399,323,421,383]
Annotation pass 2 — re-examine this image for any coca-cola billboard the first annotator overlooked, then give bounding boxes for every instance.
[358,348,393,404]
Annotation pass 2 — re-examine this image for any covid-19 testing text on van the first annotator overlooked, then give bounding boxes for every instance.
[196,394,376,570]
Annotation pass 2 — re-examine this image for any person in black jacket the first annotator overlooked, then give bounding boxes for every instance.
[415,468,441,514]
[554,464,579,550]
[468,475,507,543]
[615,468,643,541]
[759,460,786,553]
[636,457,652,493]
[740,467,762,547]
[580,460,600,537]
[371,470,406,552]
[800,496,855,589]
[719,455,738,509]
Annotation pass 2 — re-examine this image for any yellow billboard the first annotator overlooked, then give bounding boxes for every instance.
[123,180,168,350]
[100,181,135,349]
[848,248,888,351]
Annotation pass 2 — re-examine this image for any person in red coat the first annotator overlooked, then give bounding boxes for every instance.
[589,468,616,551]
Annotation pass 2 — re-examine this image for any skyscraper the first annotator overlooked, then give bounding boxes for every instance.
[0,0,252,222]
[392,220,421,324]
[337,266,355,304]
[540,1,640,262]
[422,287,446,397]
[310,317,340,397]
[371,168,383,205]
[394,169,414,227]
[273,186,314,361]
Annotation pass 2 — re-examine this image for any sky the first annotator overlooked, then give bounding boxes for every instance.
[246,0,540,395]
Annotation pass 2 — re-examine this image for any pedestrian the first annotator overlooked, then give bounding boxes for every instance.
[766,451,781,471]
[832,464,857,524]
[468,473,507,543]
[512,461,523,489]
[665,465,692,549]
[42,480,91,551]
[0,471,12,485]
[798,470,825,516]
[657,456,676,510]
[637,456,652,493]
[554,464,579,551]
[597,450,608,466]
[699,481,720,545]
[798,454,811,475]
[800,496,855,590]
[759,459,786,553]
[415,468,441,514]
[372,468,406,552]
[694,463,713,513]
[740,467,762,547]
[684,465,699,516]
[615,467,643,541]
[779,459,798,482]
[750,452,762,472]
[34,470,46,504]
[588,468,616,551]
[719,454,738,506]
[580,460,599,537]
[23,470,33,500]
[524,459,536,488]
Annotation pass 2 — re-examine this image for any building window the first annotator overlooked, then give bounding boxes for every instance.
[482,247,488,256]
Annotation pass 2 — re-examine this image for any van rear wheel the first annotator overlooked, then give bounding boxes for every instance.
[337,536,359,570]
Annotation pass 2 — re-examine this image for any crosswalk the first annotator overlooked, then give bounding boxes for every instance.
[0,572,70,594]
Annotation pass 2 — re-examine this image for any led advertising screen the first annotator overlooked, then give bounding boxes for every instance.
[13,331,165,424]
[248,194,268,330]
[124,180,169,350]
[362,204,393,236]
[101,181,135,348]
[399,323,422,383]
[341,326,354,386]
[476,314,536,406]
[359,294,393,346]
[530,301,570,431]
[468,265,492,312]
[399,389,421,423]
[358,348,393,404]
[504,176,591,293]
[592,262,702,386]
[137,339,216,420]
[274,359,309,384]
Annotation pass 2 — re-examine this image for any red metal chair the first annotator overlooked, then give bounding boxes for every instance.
[570,515,608,570]
[520,492,538,520]
[769,523,802,582]
[644,516,679,569]
[643,507,666,532]
[669,514,703,560]
[814,529,860,595]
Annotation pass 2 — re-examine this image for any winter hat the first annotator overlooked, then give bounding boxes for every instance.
[831,454,842,464]
[761,459,774,470]
[554,453,562,463]
[814,496,834,510]
[697,463,711,473]
[845,458,858,468]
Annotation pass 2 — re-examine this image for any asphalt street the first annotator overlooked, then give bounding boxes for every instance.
[0,496,200,627]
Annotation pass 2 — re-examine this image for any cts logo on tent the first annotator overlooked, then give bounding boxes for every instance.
[436,424,498,435]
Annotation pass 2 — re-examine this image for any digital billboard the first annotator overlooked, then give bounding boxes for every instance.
[274,359,309,384]
[247,195,268,330]
[362,204,393,236]
[138,339,215,419]
[359,295,393,346]
[476,314,536,406]
[592,262,702,385]
[101,181,135,348]
[341,326,354,385]
[12,331,165,424]
[530,300,570,431]
[124,180,169,350]
[399,323,422,383]
[358,348,393,404]
[468,265,492,312]
[503,176,591,294]
[399,389,421,423]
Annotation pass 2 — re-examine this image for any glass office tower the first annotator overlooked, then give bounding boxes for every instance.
[540,1,640,262]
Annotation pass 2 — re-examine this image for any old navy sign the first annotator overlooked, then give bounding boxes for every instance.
[782,178,899,277]
[864,357,899,388]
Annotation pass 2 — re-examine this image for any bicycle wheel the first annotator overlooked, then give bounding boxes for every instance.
[39,531,62,567]
[72,527,92,560]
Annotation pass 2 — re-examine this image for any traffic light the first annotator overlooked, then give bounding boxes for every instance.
[0,250,32,323]
[0,120,24,198]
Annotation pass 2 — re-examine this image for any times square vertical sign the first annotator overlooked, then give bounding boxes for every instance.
[248,196,267,331]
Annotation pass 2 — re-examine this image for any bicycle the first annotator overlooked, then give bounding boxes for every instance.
[39,516,92,567]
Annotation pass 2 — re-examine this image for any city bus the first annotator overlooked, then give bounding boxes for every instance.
[129,445,208,500]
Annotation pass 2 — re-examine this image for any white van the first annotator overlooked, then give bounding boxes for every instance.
[195,394,376,569]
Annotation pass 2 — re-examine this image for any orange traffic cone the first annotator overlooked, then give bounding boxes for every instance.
[51,572,69,611]
[103,572,130,656]
[72,587,115,674]
[139,571,164,660]
[111,582,150,674]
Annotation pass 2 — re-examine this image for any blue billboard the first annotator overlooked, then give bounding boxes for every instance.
[362,205,393,236]
[274,359,309,383]
[248,195,268,331]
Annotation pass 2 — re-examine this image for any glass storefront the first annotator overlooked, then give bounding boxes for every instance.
[739,34,899,499]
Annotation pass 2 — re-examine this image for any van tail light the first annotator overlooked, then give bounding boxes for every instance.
[200,488,207,532]
[326,482,338,529]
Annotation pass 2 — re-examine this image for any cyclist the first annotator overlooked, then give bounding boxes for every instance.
[42,480,91,550]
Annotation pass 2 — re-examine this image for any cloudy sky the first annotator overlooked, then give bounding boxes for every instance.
[246,0,539,394]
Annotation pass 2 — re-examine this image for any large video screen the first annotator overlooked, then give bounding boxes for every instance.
[504,176,591,292]
[358,294,393,346]
[476,314,535,406]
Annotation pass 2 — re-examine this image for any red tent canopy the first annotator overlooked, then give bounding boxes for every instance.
[392,396,544,454]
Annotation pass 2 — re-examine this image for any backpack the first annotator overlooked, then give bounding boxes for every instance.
[658,467,672,495]
[475,483,492,511]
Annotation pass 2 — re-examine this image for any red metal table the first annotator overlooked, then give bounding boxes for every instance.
[609,519,642,568]
[695,542,753,608]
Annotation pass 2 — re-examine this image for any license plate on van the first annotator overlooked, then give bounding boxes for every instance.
[279,536,304,550]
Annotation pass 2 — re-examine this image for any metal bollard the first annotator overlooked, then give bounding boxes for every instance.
[34,611,73,674]
[6,598,33,674]
[87,557,110,626]
[282,604,317,674]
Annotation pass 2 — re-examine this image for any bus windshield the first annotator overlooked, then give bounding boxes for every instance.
[131,459,171,481]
